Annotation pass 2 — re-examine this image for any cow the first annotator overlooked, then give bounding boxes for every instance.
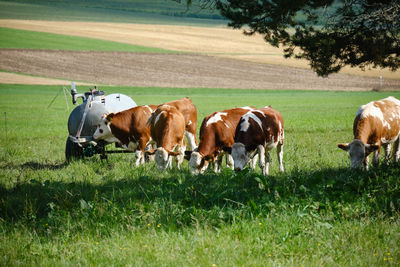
[231,106,284,176]
[93,97,197,165]
[188,107,256,174]
[163,97,197,151]
[338,96,400,170]
[93,104,158,166]
[146,105,186,170]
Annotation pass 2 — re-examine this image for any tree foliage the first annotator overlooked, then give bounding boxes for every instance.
[178,0,400,76]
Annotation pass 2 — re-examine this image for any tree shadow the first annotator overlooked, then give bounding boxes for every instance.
[1,164,399,229]
[1,161,68,170]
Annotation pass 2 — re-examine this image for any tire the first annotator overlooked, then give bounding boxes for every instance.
[65,137,83,162]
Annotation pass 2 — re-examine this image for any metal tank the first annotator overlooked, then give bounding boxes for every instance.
[66,83,137,161]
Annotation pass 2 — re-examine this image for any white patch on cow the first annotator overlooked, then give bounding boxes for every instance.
[387,96,400,106]
[154,111,165,125]
[145,105,153,113]
[93,117,119,143]
[206,112,227,127]
[189,151,204,174]
[357,103,384,121]
[188,120,192,126]
[253,110,266,117]
[185,131,197,151]
[240,112,263,132]
[240,106,254,111]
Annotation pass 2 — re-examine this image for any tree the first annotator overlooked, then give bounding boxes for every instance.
[177,0,400,77]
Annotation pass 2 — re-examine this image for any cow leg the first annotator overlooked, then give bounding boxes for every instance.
[136,138,149,166]
[226,153,234,170]
[185,131,197,151]
[264,151,271,176]
[392,137,400,163]
[249,151,258,170]
[277,142,284,172]
[257,145,266,175]
[372,150,380,167]
[213,154,223,173]
[175,145,186,169]
[166,155,173,169]
[364,155,370,171]
[382,143,392,165]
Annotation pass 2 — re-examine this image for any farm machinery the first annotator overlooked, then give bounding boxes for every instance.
[66,83,137,161]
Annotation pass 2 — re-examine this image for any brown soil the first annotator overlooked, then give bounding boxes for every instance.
[1,49,399,91]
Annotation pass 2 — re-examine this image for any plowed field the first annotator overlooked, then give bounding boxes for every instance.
[1,49,399,91]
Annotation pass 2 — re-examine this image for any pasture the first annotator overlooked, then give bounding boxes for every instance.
[1,84,399,266]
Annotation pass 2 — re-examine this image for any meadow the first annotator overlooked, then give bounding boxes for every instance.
[0,27,175,53]
[1,84,400,266]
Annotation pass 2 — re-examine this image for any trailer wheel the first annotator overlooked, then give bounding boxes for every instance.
[65,137,83,162]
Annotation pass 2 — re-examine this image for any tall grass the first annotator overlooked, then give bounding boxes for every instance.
[0,84,399,265]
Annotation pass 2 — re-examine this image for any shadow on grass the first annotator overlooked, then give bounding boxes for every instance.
[0,163,399,230]
[2,161,68,170]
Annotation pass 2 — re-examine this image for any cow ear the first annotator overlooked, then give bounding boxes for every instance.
[106,113,115,122]
[337,143,350,151]
[365,144,379,154]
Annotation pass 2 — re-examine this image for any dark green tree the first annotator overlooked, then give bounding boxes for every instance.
[177,0,400,76]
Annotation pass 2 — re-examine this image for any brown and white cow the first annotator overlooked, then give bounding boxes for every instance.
[231,106,284,176]
[163,97,197,150]
[189,107,255,174]
[338,96,400,170]
[93,104,158,166]
[147,105,186,170]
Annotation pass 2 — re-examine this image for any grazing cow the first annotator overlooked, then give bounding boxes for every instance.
[231,106,284,176]
[189,107,255,174]
[338,96,400,170]
[93,104,158,165]
[163,97,198,150]
[147,105,186,170]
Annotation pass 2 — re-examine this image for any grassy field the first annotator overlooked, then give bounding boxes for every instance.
[0,0,225,26]
[0,27,175,52]
[1,84,400,266]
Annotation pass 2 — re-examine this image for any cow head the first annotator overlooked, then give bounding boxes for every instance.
[231,142,250,171]
[93,113,117,142]
[338,139,379,169]
[154,147,170,170]
[189,151,209,175]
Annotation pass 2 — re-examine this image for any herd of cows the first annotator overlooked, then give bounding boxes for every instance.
[93,96,400,175]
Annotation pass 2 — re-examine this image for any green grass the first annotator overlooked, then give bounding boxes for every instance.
[0,0,226,26]
[1,84,400,266]
[0,27,176,52]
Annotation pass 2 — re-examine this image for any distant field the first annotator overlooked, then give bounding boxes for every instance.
[0,0,226,26]
[0,27,175,52]
[1,19,399,80]
[1,84,399,265]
